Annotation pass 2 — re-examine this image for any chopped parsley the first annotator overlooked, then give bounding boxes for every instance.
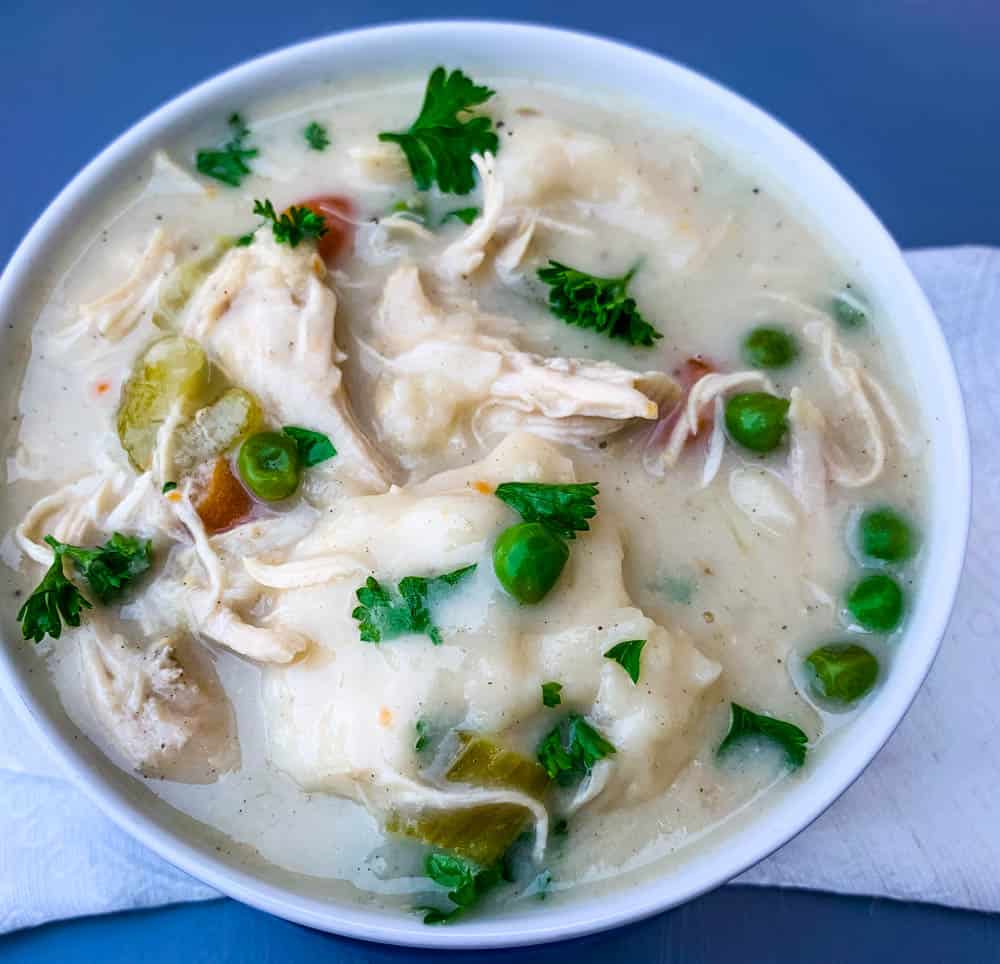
[352,564,477,645]
[281,426,335,467]
[235,232,255,247]
[494,482,599,541]
[17,556,91,644]
[718,702,809,768]
[414,719,430,752]
[603,639,646,684]
[195,113,258,187]
[17,533,152,643]
[537,260,663,347]
[379,67,499,195]
[536,714,616,786]
[251,199,327,248]
[420,852,501,924]
[162,481,177,494]
[442,207,480,225]
[303,121,330,151]
[541,681,563,708]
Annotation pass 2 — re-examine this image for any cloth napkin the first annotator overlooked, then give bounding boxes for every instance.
[2,247,998,934]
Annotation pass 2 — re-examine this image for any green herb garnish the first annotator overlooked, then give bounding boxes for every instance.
[379,67,499,195]
[235,232,255,247]
[352,565,477,645]
[537,261,663,347]
[536,714,616,786]
[420,852,502,924]
[162,481,177,494]
[303,121,330,151]
[195,113,258,187]
[718,702,808,768]
[442,207,480,225]
[494,482,598,541]
[603,639,646,684]
[281,426,335,467]
[17,556,91,643]
[252,199,327,248]
[414,718,430,751]
[541,681,563,708]
[17,533,153,643]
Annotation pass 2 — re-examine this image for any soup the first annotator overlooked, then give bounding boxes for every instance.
[0,68,925,921]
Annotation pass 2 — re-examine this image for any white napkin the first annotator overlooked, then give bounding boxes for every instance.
[2,247,998,933]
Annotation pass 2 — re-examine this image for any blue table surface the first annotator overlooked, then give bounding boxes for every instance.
[2,0,999,960]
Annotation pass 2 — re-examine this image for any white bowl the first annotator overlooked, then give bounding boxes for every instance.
[0,20,970,949]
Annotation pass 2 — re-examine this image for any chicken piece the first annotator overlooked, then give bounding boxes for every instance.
[181,231,390,492]
[81,624,238,782]
[804,321,913,487]
[76,229,176,341]
[371,265,677,459]
[435,153,505,281]
[258,433,720,834]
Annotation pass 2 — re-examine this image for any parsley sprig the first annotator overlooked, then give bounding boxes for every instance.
[494,482,598,541]
[352,565,477,645]
[252,199,328,248]
[603,639,646,684]
[420,852,502,925]
[303,121,330,151]
[536,714,616,786]
[541,681,563,708]
[379,67,499,195]
[17,533,152,643]
[718,702,809,768]
[537,261,663,347]
[195,113,258,187]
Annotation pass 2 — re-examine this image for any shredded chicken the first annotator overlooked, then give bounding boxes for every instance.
[435,153,505,281]
[181,231,390,491]
[805,321,912,487]
[72,229,176,342]
[81,621,237,781]
[371,265,677,456]
[644,370,775,476]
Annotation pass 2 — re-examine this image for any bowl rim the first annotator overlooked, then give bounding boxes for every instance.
[0,18,971,949]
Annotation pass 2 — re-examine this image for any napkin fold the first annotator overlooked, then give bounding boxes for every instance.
[3,247,998,933]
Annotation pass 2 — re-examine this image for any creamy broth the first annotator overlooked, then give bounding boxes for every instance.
[0,73,926,917]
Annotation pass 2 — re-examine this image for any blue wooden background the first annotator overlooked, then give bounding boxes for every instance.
[2,0,999,959]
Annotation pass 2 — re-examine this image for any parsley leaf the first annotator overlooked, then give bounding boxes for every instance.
[46,533,153,605]
[16,532,152,643]
[195,113,258,187]
[281,426,336,467]
[378,67,499,195]
[235,232,255,247]
[541,681,563,708]
[603,639,646,684]
[17,555,91,643]
[304,121,330,151]
[251,199,327,247]
[414,719,430,752]
[352,565,477,645]
[421,852,502,925]
[442,207,480,225]
[536,714,616,786]
[537,260,663,347]
[718,702,809,768]
[494,482,599,541]
[162,481,177,494]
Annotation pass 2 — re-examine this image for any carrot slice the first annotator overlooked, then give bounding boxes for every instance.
[296,195,355,265]
[195,459,253,534]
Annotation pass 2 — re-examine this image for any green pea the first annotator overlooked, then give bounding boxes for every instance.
[859,507,914,563]
[237,431,301,501]
[832,288,868,328]
[846,573,904,633]
[493,522,569,604]
[742,326,798,369]
[724,392,790,453]
[806,643,879,704]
